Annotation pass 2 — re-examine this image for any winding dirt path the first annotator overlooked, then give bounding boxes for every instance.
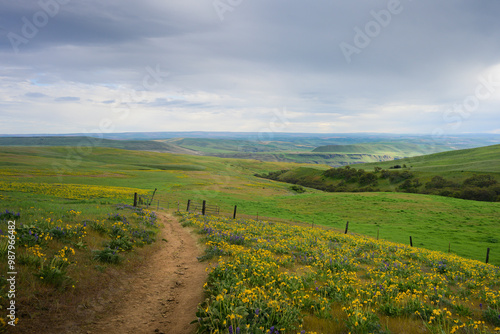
[75,213,207,334]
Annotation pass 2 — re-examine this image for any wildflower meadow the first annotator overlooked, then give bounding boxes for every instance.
[0,204,159,330]
[182,213,500,334]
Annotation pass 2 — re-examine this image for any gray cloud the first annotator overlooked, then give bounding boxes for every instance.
[1,0,500,134]
[54,96,80,102]
[25,92,47,98]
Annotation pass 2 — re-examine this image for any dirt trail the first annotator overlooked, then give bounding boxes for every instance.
[75,213,207,334]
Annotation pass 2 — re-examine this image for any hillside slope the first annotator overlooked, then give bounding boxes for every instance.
[312,142,445,157]
[257,144,500,201]
[0,136,199,155]
[360,143,500,173]
[1,146,500,264]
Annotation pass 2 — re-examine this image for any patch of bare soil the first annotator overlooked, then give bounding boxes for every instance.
[66,213,207,334]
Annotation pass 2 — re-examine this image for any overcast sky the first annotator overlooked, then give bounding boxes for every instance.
[1,0,500,135]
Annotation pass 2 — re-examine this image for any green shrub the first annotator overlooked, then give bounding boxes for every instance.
[104,238,134,251]
[92,248,122,264]
[290,185,306,193]
[36,257,72,287]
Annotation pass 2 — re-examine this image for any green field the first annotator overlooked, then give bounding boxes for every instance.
[312,142,445,156]
[3,134,499,167]
[1,145,499,266]
[361,144,500,174]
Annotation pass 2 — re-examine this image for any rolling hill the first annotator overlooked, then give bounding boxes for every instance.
[257,144,500,202]
[0,136,198,155]
[1,145,500,265]
[2,133,500,167]
[312,142,445,157]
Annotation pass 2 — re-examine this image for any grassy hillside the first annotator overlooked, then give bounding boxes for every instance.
[3,134,500,167]
[360,143,500,173]
[164,138,314,153]
[1,146,499,266]
[0,136,197,155]
[312,142,445,157]
[258,144,500,201]
[166,138,412,166]
[186,213,500,333]
[2,144,500,333]
[0,136,428,166]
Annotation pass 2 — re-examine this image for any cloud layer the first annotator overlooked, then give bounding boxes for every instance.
[1,0,500,135]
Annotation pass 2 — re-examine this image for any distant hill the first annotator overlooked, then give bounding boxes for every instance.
[257,144,500,202]
[0,136,198,155]
[359,143,500,173]
[312,142,445,157]
[2,133,500,167]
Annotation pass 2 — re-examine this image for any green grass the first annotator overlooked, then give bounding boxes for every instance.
[169,138,446,165]
[0,136,194,154]
[258,144,500,197]
[312,142,446,157]
[3,144,500,333]
[360,143,500,173]
[1,146,500,266]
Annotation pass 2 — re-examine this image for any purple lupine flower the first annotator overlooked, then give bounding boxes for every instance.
[236,327,240,334]
[255,308,260,315]
[229,325,233,334]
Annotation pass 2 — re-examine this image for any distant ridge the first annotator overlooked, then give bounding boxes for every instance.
[312,143,443,156]
[0,136,199,155]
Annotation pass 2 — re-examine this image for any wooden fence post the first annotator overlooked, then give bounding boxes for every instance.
[486,248,490,264]
[148,188,157,207]
[344,221,349,234]
[409,236,413,247]
[186,199,191,212]
[233,205,237,219]
[133,192,138,207]
[202,200,206,216]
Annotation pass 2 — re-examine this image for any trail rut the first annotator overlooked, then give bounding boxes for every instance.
[75,213,206,334]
